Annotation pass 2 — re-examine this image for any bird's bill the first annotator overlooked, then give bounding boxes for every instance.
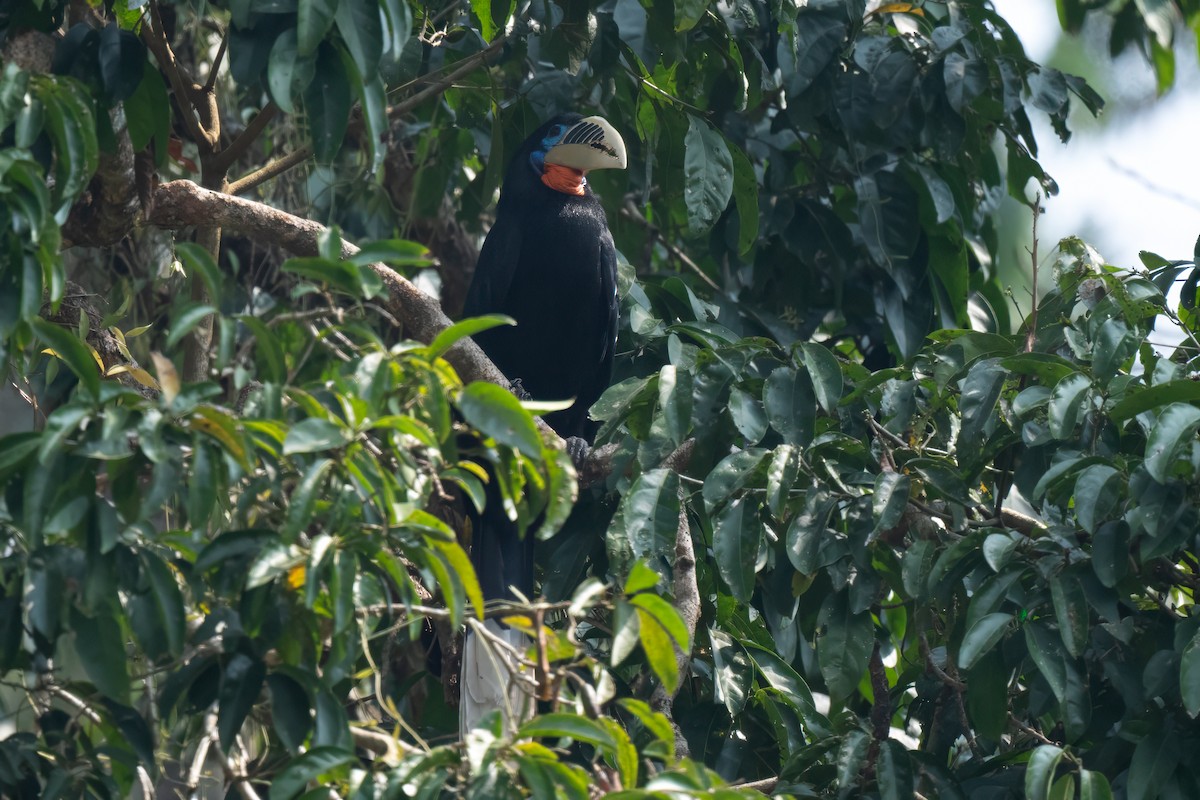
[544,116,628,171]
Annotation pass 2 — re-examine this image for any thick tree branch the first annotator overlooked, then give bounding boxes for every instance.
[649,481,700,758]
[148,180,512,402]
[62,108,142,248]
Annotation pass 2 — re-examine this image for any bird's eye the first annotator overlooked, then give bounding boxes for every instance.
[550,124,565,137]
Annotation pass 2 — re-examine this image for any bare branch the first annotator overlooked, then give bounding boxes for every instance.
[212,102,280,176]
[1024,195,1042,354]
[649,483,700,758]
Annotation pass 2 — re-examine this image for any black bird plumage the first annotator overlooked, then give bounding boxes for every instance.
[460,113,625,734]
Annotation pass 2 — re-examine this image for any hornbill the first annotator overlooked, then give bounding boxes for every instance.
[459,114,627,735]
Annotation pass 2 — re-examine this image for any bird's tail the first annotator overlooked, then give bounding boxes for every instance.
[460,619,533,737]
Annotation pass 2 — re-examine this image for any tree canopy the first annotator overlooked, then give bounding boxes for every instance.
[3,0,1200,798]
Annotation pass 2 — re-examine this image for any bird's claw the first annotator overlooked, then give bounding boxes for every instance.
[509,378,532,401]
[564,436,591,471]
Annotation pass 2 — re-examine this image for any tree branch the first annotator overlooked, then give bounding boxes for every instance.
[649,481,700,758]
[211,102,279,177]
[148,179,529,419]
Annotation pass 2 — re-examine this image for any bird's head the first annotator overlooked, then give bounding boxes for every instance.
[526,114,627,195]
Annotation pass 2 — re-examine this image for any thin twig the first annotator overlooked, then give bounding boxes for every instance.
[142,0,212,150]
[204,26,229,93]
[227,145,313,195]
[212,102,279,176]
[1024,195,1042,354]
[620,201,721,291]
[1008,713,1057,746]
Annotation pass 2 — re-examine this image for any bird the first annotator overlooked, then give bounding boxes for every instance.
[458,113,627,737]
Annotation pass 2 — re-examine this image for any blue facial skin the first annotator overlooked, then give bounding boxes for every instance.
[529,123,569,175]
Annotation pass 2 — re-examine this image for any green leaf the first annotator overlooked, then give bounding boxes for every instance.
[702,448,768,511]
[472,0,498,40]
[958,612,1012,670]
[619,470,680,575]
[872,471,910,533]
[268,746,354,800]
[268,29,316,113]
[877,740,914,800]
[674,0,707,31]
[267,673,313,753]
[1079,770,1114,800]
[428,315,514,359]
[800,342,843,413]
[611,599,640,666]
[1128,722,1179,800]
[766,444,798,518]
[909,457,969,503]
[71,608,130,702]
[195,529,277,572]
[631,593,690,651]
[304,43,352,163]
[519,714,617,749]
[219,652,266,750]
[33,75,98,221]
[1073,464,1121,534]
[31,317,100,400]
[724,386,763,443]
[335,0,383,78]
[284,419,350,455]
[1025,622,1068,703]
[165,304,219,350]
[967,648,1010,740]
[792,11,846,94]
[1110,380,1200,421]
[125,60,170,160]
[816,591,873,701]
[618,698,676,757]
[636,601,680,695]
[459,381,543,459]
[624,560,660,595]
[728,138,759,255]
[958,357,1006,448]
[1024,745,1064,800]
[710,628,751,717]
[682,115,734,235]
[283,458,334,540]
[1144,403,1200,483]
[659,364,694,445]
[237,315,286,383]
[1047,373,1090,439]
[175,243,223,310]
[712,498,759,603]
[298,0,338,56]
[97,23,145,103]
[1092,317,1134,381]
[1091,520,1130,588]
[142,553,185,658]
[1050,574,1089,658]
[836,730,869,794]
[1181,629,1200,717]
[945,53,989,113]
[763,366,816,446]
[742,640,829,736]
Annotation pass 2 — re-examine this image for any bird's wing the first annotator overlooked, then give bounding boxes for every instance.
[580,232,620,422]
[463,214,523,317]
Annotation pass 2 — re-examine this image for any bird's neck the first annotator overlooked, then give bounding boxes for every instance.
[541,163,587,196]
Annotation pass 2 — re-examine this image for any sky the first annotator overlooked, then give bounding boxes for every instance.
[993,1,1200,272]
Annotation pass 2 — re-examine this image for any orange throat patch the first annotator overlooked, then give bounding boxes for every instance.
[541,163,587,196]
